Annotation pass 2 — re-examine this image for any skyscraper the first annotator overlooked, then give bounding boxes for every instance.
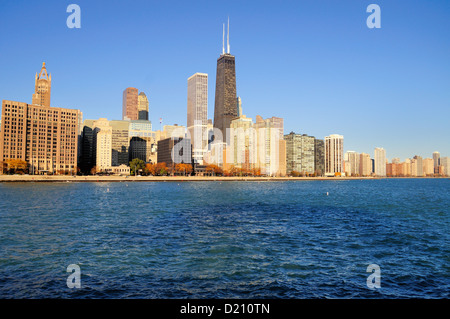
[138,92,149,121]
[314,139,325,176]
[324,134,344,176]
[374,147,387,176]
[32,62,51,107]
[187,73,208,164]
[433,151,440,174]
[284,132,315,175]
[214,19,237,144]
[345,151,360,176]
[122,87,139,120]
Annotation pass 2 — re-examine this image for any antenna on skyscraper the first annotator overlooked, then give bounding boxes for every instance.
[227,17,230,54]
[222,23,225,55]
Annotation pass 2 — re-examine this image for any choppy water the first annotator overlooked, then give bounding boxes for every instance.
[0,179,448,298]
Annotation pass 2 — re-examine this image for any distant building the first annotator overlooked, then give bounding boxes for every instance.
[359,153,372,176]
[157,137,192,167]
[411,156,423,177]
[138,92,149,121]
[213,20,237,144]
[253,115,285,176]
[187,73,208,164]
[314,139,325,176]
[433,151,440,174]
[32,62,51,107]
[229,115,254,170]
[324,134,344,176]
[345,151,360,176]
[441,157,450,176]
[122,87,139,120]
[0,100,81,175]
[93,118,112,171]
[374,147,387,177]
[422,158,434,176]
[284,132,315,175]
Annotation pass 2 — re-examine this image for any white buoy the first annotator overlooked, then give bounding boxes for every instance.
[326,192,329,196]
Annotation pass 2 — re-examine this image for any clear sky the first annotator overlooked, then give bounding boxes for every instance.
[0,0,449,161]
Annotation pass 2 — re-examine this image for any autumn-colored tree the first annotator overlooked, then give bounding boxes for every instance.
[145,163,156,176]
[6,159,28,174]
[90,166,97,175]
[155,162,168,176]
[175,163,193,176]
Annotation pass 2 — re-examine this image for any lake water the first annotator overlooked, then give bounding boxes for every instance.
[0,179,448,298]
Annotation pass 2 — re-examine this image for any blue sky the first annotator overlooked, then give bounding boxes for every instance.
[0,0,449,160]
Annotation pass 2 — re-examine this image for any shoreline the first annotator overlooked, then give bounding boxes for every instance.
[0,175,448,183]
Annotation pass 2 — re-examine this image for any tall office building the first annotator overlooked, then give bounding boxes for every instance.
[374,147,387,176]
[284,132,315,175]
[422,158,434,176]
[32,62,51,107]
[187,73,208,164]
[314,139,325,176]
[122,87,139,120]
[214,19,237,144]
[0,100,81,174]
[138,92,149,120]
[324,134,344,176]
[433,151,440,174]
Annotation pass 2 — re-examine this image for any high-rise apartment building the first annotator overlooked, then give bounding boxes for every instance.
[32,62,51,107]
[138,92,149,121]
[374,147,387,177]
[441,157,450,176]
[229,115,254,170]
[187,73,208,164]
[214,20,237,144]
[253,115,285,176]
[284,132,315,175]
[345,151,360,176]
[359,153,372,176]
[324,134,344,176]
[122,87,139,120]
[314,139,325,176]
[433,151,440,174]
[411,155,423,177]
[93,118,112,171]
[422,158,434,176]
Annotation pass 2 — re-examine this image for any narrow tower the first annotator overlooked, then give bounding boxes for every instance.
[213,18,237,144]
[32,62,51,107]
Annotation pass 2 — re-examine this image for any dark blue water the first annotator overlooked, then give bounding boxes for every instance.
[0,179,448,298]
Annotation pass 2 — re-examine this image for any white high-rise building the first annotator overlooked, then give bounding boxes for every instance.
[374,147,387,176]
[187,73,208,164]
[325,134,344,176]
[345,151,360,176]
[93,118,112,171]
[440,157,450,176]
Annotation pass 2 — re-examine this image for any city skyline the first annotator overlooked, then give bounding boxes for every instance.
[0,1,449,160]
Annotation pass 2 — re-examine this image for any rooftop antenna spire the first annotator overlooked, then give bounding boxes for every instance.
[222,23,225,55]
[227,16,230,54]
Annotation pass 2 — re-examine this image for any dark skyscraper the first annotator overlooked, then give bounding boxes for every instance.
[214,19,237,144]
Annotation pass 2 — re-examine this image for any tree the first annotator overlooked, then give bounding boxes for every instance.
[155,162,168,176]
[5,159,28,174]
[90,166,98,175]
[130,158,146,176]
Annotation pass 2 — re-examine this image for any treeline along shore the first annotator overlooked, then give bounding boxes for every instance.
[0,175,448,183]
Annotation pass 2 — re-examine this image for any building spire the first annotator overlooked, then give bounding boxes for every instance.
[222,23,225,55]
[227,17,230,54]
